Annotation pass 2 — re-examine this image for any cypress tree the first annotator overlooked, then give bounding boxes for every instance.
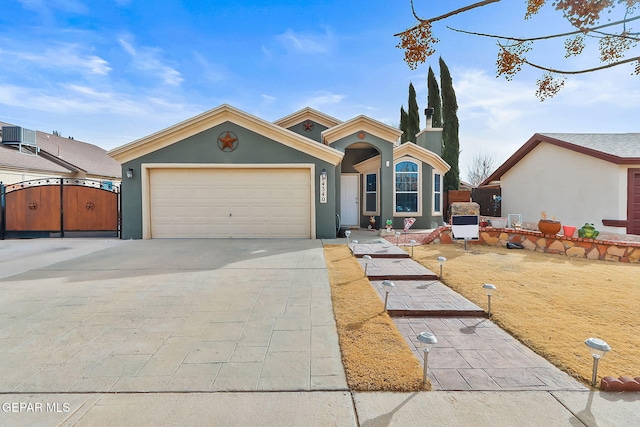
[440,57,460,191]
[407,82,420,143]
[399,106,409,143]
[427,66,442,128]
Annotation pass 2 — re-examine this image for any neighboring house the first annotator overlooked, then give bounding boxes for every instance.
[109,104,450,239]
[0,122,121,185]
[481,133,640,235]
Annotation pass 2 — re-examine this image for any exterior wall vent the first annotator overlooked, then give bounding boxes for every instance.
[2,126,37,146]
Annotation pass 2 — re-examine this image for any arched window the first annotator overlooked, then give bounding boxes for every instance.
[394,160,420,215]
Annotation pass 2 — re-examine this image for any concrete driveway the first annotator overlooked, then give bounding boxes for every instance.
[0,238,346,394]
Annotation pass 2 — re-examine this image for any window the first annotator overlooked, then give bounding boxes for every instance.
[433,172,442,214]
[364,173,378,214]
[395,160,420,215]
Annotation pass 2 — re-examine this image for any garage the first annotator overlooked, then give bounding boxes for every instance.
[147,166,313,238]
[110,105,344,240]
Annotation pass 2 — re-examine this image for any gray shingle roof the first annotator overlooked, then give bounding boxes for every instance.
[540,133,640,158]
[1,122,121,179]
[0,144,70,173]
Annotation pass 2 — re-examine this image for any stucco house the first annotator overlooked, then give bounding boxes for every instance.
[0,122,121,184]
[109,104,449,239]
[482,133,640,235]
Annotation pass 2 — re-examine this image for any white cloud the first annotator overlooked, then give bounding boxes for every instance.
[456,68,535,131]
[273,27,335,55]
[19,0,88,15]
[2,44,111,76]
[299,91,346,109]
[118,37,184,86]
[0,82,202,148]
[552,67,640,109]
[261,94,277,103]
[192,51,227,83]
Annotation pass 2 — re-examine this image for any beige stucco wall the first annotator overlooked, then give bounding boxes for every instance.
[1,170,121,186]
[0,170,62,185]
[501,142,629,234]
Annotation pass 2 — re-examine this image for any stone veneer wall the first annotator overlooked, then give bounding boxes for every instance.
[387,226,640,263]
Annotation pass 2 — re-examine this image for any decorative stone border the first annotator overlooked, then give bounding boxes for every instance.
[414,226,640,263]
[601,376,640,391]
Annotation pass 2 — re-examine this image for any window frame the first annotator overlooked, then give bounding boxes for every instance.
[393,157,422,217]
[432,171,442,216]
[362,171,380,216]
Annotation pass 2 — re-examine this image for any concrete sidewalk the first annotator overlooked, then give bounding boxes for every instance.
[1,390,639,426]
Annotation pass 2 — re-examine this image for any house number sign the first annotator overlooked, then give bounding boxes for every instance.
[320,173,327,204]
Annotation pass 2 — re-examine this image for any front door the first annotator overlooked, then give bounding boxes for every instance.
[628,169,640,235]
[341,174,359,226]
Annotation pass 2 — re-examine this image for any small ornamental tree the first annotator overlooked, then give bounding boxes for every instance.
[440,57,460,191]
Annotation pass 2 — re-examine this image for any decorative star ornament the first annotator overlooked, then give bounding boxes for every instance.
[218,131,238,152]
[303,120,314,132]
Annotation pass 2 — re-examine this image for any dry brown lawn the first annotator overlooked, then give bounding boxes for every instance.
[410,243,640,385]
[323,245,426,391]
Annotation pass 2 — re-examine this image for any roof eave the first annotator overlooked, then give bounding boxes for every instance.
[109,104,345,166]
[393,142,451,173]
[273,107,342,129]
[480,133,639,186]
[322,115,402,145]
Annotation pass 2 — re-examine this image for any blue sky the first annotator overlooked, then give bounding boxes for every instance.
[1,0,638,181]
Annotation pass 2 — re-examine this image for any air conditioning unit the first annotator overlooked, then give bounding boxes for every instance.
[2,126,37,146]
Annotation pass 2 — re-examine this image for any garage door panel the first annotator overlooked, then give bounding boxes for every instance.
[149,168,311,238]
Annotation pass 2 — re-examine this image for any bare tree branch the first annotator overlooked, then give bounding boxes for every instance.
[523,55,640,74]
[447,15,640,43]
[394,0,502,37]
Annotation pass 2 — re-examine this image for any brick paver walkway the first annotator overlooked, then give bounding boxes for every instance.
[350,233,586,392]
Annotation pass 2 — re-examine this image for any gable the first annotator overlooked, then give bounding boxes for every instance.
[109,104,344,166]
[351,143,450,174]
[393,142,450,174]
[322,115,402,146]
[273,107,342,129]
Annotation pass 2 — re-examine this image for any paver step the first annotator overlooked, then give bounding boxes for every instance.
[358,257,438,281]
[351,241,410,258]
[369,280,485,316]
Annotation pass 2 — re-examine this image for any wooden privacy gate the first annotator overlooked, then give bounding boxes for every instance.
[0,178,120,239]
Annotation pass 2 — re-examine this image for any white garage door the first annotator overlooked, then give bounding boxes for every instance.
[149,167,312,238]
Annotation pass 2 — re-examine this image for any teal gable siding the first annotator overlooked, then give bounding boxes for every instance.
[121,121,337,239]
[286,120,328,143]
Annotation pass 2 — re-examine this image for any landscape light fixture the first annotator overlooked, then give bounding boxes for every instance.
[345,230,351,246]
[483,284,497,317]
[351,240,358,255]
[382,280,395,311]
[585,337,611,387]
[395,231,401,246]
[362,255,372,276]
[126,168,134,179]
[417,331,438,385]
[436,256,447,279]
[409,239,417,257]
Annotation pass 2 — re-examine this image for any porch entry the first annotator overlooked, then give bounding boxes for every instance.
[340,174,359,226]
